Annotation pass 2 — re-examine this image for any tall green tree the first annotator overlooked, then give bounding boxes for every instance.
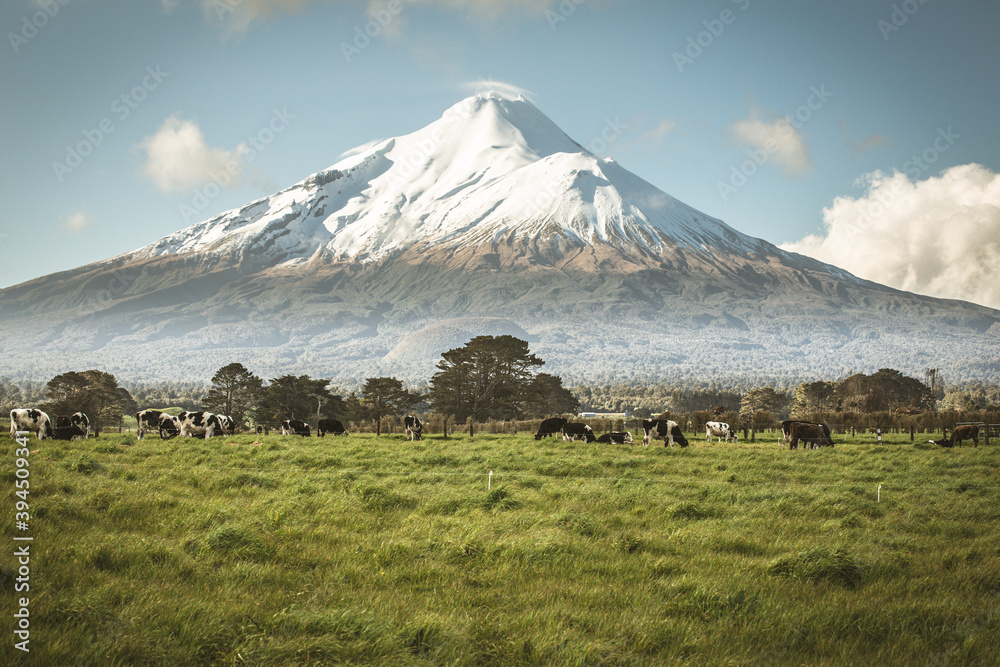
[203,363,264,427]
[258,375,342,424]
[429,335,544,423]
[360,377,421,435]
[41,370,132,435]
[523,373,579,418]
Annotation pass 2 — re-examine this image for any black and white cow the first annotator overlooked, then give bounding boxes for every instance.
[705,421,737,444]
[177,411,223,439]
[136,409,165,441]
[534,417,568,440]
[596,431,633,444]
[280,419,311,437]
[70,412,91,439]
[641,419,688,447]
[9,409,52,440]
[158,414,181,439]
[562,423,597,443]
[216,415,236,436]
[51,414,88,441]
[404,415,422,441]
[318,418,348,436]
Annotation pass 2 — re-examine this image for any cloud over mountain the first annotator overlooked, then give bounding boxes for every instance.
[781,164,1000,309]
[139,115,247,193]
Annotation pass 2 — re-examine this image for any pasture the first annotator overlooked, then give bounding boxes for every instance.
[1,427,998,665]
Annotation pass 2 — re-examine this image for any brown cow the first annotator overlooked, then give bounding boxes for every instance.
[788,422,834,449]
[929,424,979,448]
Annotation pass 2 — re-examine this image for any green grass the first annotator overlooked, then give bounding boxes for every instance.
[1,429,998,665]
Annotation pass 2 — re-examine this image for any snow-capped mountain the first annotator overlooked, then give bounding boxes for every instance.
[1,92,998,385]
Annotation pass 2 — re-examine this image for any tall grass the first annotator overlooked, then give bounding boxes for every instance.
[1,430,998,665]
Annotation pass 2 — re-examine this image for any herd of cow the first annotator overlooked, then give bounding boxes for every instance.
[7,408,981,449]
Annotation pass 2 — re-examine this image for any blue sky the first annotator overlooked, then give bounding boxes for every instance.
[3,0,999,307]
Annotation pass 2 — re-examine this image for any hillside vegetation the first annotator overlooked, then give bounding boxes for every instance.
[2,427,998,665]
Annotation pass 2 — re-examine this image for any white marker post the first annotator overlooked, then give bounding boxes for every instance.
[488,470,493,490]
[878,484,882,503]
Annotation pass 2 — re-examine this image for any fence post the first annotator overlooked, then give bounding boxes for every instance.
[910,425,914,442]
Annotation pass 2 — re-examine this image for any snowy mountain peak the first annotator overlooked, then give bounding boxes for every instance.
[136,92,772,268]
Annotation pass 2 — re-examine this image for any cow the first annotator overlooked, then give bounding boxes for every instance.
[534,417,568,440]
[780,420,828,447]
[787,422,834,449]
[318,418,348,436]
[641,419,688,447]
[216,415,236,436]
[705,421,737,444]
[158,414,181,439]
[280,419,311,437]
[562,423,597,442]
[596,431,633,444]
[51,416,88,441]
[9,409,52,440]
[404,415,422,441]
[69,412,91,439]
[136,409,164,440]
[929,424,979,448]
[177,411,223,439]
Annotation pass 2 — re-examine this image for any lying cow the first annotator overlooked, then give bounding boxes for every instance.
[787,421,834,449]
[596,431,633,444]
[642,419,688,447]
[280,419,311,437]
[562,423,596,442]
[51,419,89,441]
[404,415,422,441]
[318,418,348,436]
[177,411,223,439]
[705,420,737,444]
[929,424,979,448]
[9,409,52,440]
[534,417,568,440]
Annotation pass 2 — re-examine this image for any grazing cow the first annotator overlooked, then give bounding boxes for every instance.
[780,420,828,447]
[177,411,223,439]
[51,416,88,441]
[788,422,834,449]
[534,417,568,440]
[216,415,236,436]
[318,418,348,436]
[562,423,597,442]
[280,419,311,437]
[705,421,737,444]
[136,409,164,441]
[404,415,422,441]
[158,414,181,439]
[596,431,633,444]
[9,409,52,440]
[929,424,979,448]
[641,419,688,447]
[69,412,91,439]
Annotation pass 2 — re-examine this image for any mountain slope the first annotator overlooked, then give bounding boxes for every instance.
[1,92,998,386]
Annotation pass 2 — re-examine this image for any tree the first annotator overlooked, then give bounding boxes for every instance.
[429,335,544,423]
[791,380,838,416]
[257,375,342,424]
[740,387,789,440]
[203,363,264,427]
[360,377,421,435]
[40,370,131,435]
[523,373,579,418]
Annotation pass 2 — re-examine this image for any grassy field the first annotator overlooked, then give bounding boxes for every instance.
[1,427,998,665]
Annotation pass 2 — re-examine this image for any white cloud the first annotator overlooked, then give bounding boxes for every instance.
[462,79,535,100]
[139,115,247,193]
[65,212,91,232]
[729,106,810,175]
[781,164,1000,309]
[642,118,677,143]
